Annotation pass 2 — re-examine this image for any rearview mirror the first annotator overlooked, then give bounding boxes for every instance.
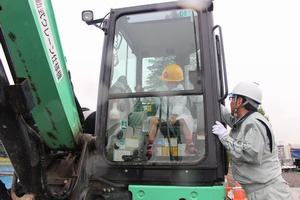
[82,10,94,22]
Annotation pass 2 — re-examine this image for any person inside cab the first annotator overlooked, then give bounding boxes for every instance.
[110,75,132,94]
[146,64,198,158]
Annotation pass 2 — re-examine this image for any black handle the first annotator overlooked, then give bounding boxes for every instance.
[213,25,228,102]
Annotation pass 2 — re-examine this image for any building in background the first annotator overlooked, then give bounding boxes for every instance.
[285,144,300,161]
[277,141,285,165]
[276,142,300,171]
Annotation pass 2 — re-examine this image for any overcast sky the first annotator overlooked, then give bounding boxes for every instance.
[51,0,300,146]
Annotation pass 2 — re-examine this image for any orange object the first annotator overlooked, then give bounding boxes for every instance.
[235,181,242,188]
[233,188,246,200]
[233,181,247,200]
[224,176,231,196]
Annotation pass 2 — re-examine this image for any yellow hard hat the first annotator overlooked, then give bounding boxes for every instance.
[160,64,183,82]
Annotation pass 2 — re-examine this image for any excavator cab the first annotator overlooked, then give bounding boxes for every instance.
[83,1,228,199]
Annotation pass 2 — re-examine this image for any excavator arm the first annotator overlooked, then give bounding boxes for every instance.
[0,0,81,150]
[0,0,96,198]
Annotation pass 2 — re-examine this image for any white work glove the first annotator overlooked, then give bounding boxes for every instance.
[212,121,229,140]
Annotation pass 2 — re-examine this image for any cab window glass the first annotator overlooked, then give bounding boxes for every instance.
[106,9,205,164]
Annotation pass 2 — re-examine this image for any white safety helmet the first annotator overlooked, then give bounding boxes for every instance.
[230,81,262,108]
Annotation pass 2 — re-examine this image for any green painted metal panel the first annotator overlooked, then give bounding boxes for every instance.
[0,0,81,149]
[129,185,226,200]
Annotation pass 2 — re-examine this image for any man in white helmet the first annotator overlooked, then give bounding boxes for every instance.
[212,81,293,200]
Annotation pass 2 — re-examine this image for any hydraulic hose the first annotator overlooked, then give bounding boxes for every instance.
[21,116,74,200]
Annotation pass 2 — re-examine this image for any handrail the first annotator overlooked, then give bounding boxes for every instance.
[213,25,228,102]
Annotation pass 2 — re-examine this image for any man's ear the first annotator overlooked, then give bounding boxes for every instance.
[237,97,243,106]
